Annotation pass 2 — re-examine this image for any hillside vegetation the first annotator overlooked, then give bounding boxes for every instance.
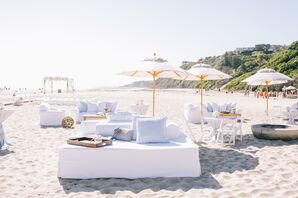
[124,41,298,90]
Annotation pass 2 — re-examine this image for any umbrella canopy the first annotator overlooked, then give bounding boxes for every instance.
[118,54,187,116]
[182,63,232,81]
[242,68,292,86]
[174,63,232,114]
[242,68,293,115]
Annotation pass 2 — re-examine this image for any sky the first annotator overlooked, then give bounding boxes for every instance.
[0,0,297,90]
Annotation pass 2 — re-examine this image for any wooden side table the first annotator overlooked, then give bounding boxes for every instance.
[82,114,106,121]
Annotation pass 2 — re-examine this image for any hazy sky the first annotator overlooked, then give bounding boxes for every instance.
[0,0,297,90]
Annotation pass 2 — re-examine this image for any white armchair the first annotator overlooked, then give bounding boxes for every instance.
[184,103,203,124]
[39,103,65,127]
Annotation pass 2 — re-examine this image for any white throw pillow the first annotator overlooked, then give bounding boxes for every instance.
[136,117,168,144]
[132,115,151,139]
[106,102,117,112]
[78,100,88,112]
[39,103,50,112]
[207,103,213,112]
[225,103,232,113]
[220,103,228,112]
[231,103,237,113]
[184,103,194,109]
[166,122,184,140]
[97,101,107,112]
[106,112,132,122]
[87,101,98,112]
[212,102,220,112]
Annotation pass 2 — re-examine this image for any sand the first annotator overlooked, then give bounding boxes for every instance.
[0,90,298,198]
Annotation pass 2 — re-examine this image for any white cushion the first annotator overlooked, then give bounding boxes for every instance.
[166,122,184,140]
[212,102,220,112]
[106,101,117,112]
[97,101,107,112]
[132,115,151,139]
[40,103,50,112]
[87,101,98,112]
[225,103,232,113]
[106,112,132,122]
[231,103,237,113]
[220,103,228,112]
[136,117,168,144]
[78,100,88,112]
[184,103,194,109]
[207,103,213,112]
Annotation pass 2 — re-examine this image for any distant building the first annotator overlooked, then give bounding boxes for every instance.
[235,44,286,55]
[235,47,254,55]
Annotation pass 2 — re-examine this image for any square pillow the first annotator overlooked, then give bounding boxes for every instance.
[87,101,98,112]
[220,103,228,112]
[40,103,50,112]
[207,103,213,112]
[226,103,232,113]
[136,117,168,144]
[97,101,107,112]
[231,103,237,113]
[212,102,220,112]
[78,100,88,112]
[106,102,117,112]
[132,115,151,139]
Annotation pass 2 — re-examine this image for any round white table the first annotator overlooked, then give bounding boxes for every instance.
[0,109,14,150]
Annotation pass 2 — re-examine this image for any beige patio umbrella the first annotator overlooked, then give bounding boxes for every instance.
[175,63,232,113]
[242,68,293,116]
[118,54,187,116]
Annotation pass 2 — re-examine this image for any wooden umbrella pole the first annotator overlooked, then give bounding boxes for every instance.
[200,77,203,114]
[266,80,269,116]
[152,74,156,116]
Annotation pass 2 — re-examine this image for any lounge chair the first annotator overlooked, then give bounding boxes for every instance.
[39,103,65,127]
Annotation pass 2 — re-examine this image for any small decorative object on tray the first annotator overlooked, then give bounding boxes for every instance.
[67,136,112,148]
[62,116,75,128]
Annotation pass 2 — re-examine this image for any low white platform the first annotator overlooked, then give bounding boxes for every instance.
[58,137,201,179]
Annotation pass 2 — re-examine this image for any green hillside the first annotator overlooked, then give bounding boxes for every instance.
[124,41,298,90]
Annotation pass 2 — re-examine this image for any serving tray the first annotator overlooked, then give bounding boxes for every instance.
[67,137,112,148]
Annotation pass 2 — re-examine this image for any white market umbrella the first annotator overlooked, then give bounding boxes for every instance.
[175,63,232,113]
[242,68,293,116]
[118,54,187,116]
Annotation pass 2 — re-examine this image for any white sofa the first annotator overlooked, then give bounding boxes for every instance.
[39,103,65,127]
[184,102,239,124]
[58,125,201,179]
[75,100,117,123]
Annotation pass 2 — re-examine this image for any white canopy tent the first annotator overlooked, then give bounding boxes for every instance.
[43,76,75,94]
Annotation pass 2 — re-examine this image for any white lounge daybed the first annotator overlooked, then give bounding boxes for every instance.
[58,136,201,179]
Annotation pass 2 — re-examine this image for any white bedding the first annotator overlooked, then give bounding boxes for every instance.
[58,137,201,179]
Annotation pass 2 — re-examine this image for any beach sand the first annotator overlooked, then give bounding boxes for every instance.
[1,90,298,197]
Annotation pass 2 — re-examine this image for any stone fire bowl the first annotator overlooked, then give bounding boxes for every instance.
[251,124,298,141]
